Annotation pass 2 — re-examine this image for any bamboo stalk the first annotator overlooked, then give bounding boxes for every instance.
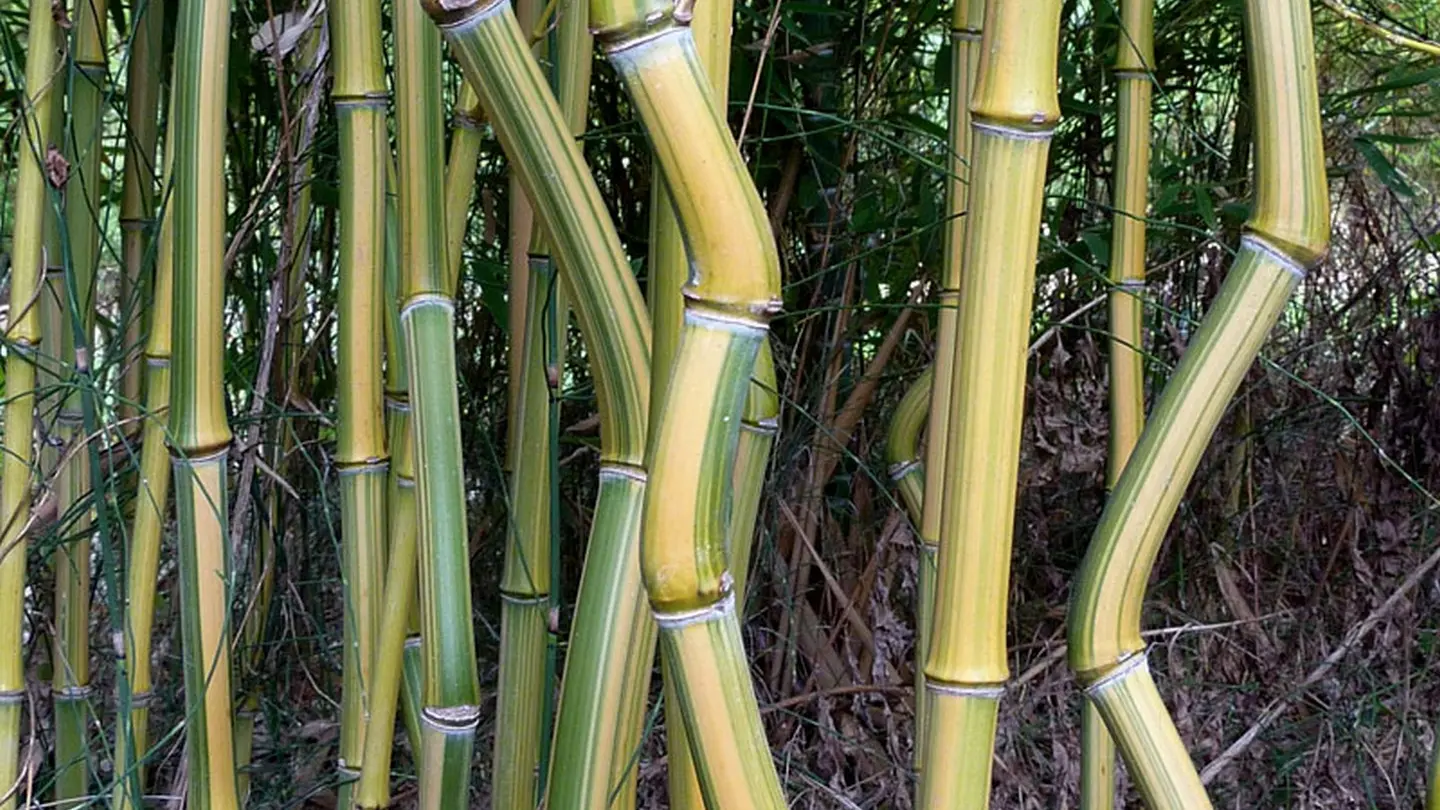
[355,153,421,809]
[395,0,484,801]
[331,0,390,801]
[51,0,115,796]
[111,92,175,810]
[0,0,60,795]
[917,0,1062,806]
[912,0,981,769]
[423,2,655,808]
[493,248,558,810]
[1083,0,1154,805]
[594,4,784,802]
[446,83,485,295]
[489,3,555,804]
[118,0,165,424]
[169,0,241,802]
[1067,0,1329,806]
[355,399,417,810]
[640,0,736,800]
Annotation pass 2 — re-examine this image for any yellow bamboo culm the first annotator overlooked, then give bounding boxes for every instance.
[1083,0,1154,806]
[594,5,786,803]
[0,0,60,796]
[642,0,737,800]
[1067,0,1329,806]
[917,0,1063,806]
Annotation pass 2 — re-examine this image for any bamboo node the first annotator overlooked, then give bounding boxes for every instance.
[500,592,549,605]
[595,16,683,55]
[924,681,1004,699]
[337,459,390,476]
[422,704,481,730]
[1240,233,1308,279]
[400,292,456,319]
[0,690,23,705]
[1083,650,1149,696]
[741,416,779,437]
[422,0,502,29]
[598,462,647,483]
[683,305,770,336]
[972,120,1055,141]
[55,685,94,700]
[888,459,921,481]
[653,591,735,629]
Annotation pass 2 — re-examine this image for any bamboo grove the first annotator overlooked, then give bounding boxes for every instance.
[12,0,1440,803]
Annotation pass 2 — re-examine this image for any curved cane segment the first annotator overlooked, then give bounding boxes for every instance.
[1067,0,1329,806]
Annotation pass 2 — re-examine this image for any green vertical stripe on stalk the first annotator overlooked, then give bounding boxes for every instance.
[172,452,241,810]
[384,158,409,398]
[426,6,657,810]
[1067,0,1328,804]
[920,0,1062,804]
[729,340,779,601]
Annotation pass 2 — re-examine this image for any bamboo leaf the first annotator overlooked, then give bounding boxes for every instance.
[1353,135,1415,196]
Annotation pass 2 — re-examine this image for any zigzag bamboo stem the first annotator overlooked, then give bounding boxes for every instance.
[641,0,737,801]
[0,0,60,796]
[423,3,653,809]
[1067,0,1329,806]
[396,0,483,802]
[169,0,240,802]
[331,0,390,800]
[111,95,175,810]
[918,1,1062,806]
[593,3,784,802]
[912,0,980,768]
[1083,0,1154,806]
